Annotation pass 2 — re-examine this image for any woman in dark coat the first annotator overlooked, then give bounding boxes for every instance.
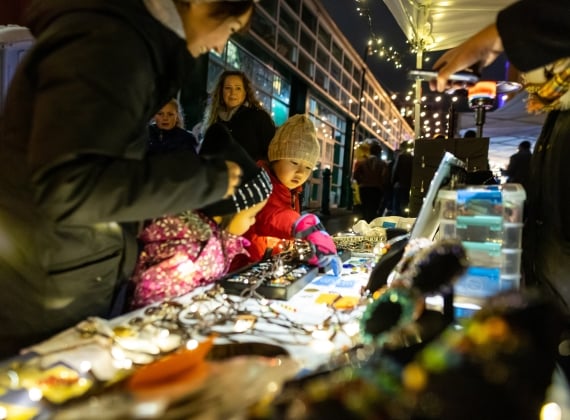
[202,70,275,161]
[0,0,255,357]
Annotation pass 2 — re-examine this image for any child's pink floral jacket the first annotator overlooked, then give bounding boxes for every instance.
[131,211,249,308]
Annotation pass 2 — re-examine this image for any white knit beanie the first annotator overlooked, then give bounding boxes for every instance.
[268,114,320,168]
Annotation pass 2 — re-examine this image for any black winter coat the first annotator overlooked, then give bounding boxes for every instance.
[505,148,531,189]
[498,0,570,316]
[215,105,275,162]
[148,124,199,154]
[0,0,229,356]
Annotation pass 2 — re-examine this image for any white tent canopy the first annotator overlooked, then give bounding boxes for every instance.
[382,0,544,166]
[382,0,517,53]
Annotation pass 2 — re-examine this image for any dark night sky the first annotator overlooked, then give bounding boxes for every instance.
[320,0,423,94]
[320,1,509,96]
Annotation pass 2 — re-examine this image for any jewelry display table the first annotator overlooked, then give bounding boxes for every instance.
[0,256,374,419]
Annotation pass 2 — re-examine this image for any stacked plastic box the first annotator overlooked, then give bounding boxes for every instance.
[1,25,34,110]
[437,184,526,315]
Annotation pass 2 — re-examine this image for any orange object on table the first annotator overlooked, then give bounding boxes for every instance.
[127,335,215,390]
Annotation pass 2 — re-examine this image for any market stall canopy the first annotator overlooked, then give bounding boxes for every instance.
[382,0,544,166]
[382,0,518,52]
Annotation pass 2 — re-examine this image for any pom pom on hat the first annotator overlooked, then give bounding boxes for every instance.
[268,114,320,168]
[199,123,272,217]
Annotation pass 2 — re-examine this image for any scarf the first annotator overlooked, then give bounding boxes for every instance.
[524,58,570,113]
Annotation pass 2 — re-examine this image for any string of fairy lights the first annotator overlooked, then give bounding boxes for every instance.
[355,0,403,69]
[354,0,460,139]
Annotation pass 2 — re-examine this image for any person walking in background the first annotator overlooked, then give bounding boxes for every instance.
[0,0,255,358]
[391,141,413,216]
[505,140,532,190]
[202,70,276,161]
[148,98,199,153]
[431,0,570,378]
[353,141,389,222]
[351,141,371,215]
[463,129,477,138]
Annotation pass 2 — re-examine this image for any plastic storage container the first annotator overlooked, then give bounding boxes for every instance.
[0,25,34,111]
[437,184,526,308]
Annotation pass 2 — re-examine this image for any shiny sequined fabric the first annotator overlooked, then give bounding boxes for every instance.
[131,211,249,308]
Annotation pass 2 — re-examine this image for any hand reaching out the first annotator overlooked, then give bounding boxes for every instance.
[431,24,504,92]
[292,213,342,276]
[224,161,242,198]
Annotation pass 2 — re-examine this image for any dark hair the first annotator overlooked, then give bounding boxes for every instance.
[369,142,382,156]
[201,0,255,33]
[519,140,531,150]
[201,1,255,24]
[463,129,477,138]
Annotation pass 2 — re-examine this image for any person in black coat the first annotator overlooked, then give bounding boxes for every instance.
[148,98,199,154]
[353,141,389,222]
[432,0,570,379]
[391,141,413,216]
[505,140,532,190]
[0,0,255,358]
[203,70,275,161]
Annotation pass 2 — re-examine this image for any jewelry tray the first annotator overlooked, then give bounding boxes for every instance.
[220,259,319,300]
[333,235,385,254]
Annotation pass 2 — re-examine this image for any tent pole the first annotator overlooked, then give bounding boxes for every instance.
[414,49,423,139]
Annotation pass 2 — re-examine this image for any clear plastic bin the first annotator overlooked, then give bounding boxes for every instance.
[438,184,526,303]
[438,184,526,223]
[463,241,502,267]
[501,249,522,275]
[503,223,523,248]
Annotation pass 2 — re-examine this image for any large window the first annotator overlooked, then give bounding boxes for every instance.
[258,0,278,17]
[276,32,296,63]
[317,26,331,49]
[331,41,343,62]
[250,12,276,47]
[301,4,317,31]
[300,29,316,55]
[279,7,298,38]
[298,52,313,78]
[307,95,346,208]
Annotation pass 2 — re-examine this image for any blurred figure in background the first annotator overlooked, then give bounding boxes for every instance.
[391,141,413,216]
[505,140,532,190]
[353,141,389,222]
[463,129,477,138]
[351,141,371,215]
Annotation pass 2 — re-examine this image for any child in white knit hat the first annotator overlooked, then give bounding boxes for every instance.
[233,114,341,275]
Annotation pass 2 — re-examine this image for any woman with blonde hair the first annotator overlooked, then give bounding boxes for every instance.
[202,70,275,161]
[149,98,199,153]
